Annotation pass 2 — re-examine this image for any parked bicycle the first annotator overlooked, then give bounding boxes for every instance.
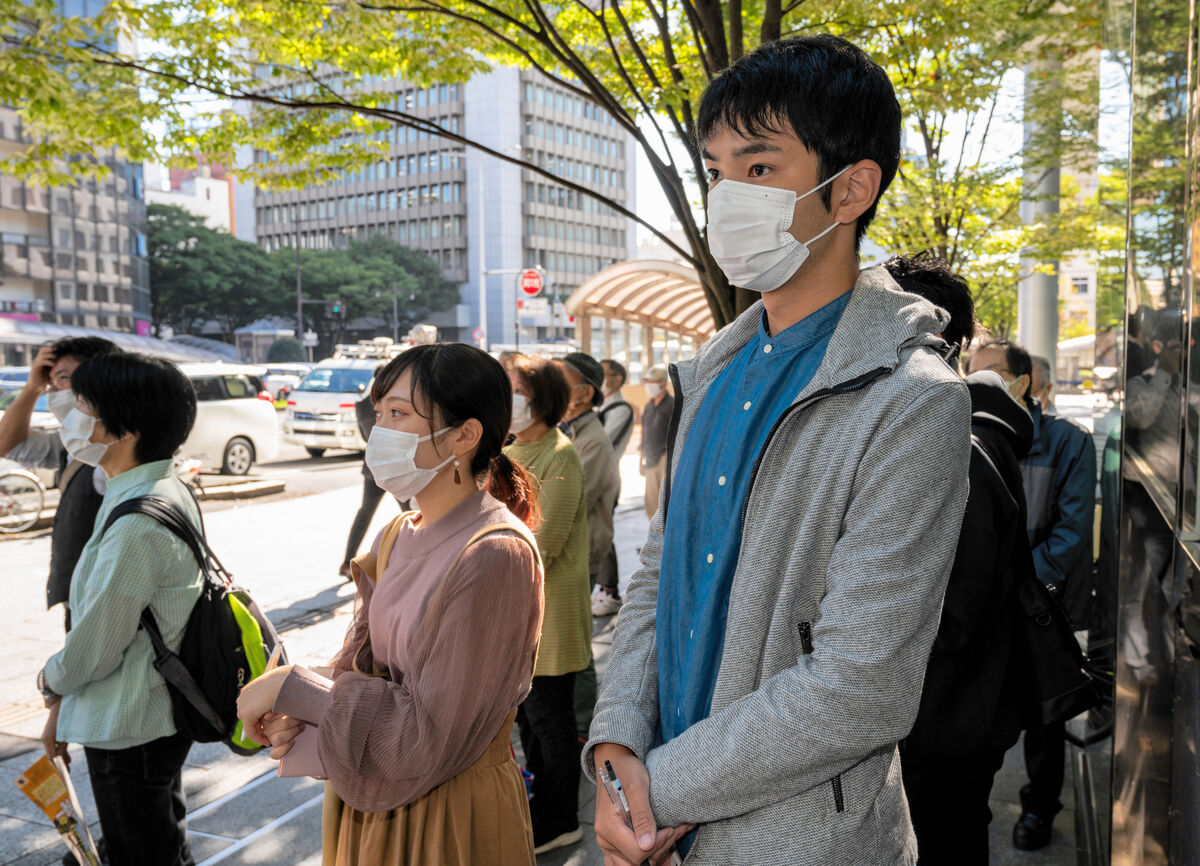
[0,463,46,534]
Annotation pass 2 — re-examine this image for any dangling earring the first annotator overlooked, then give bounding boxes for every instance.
[453,459,462,485]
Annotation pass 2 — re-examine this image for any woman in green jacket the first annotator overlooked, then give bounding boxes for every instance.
[504,354,591,855]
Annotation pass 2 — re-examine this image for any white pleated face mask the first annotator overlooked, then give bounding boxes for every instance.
[364,424,455,500]
[47,389,77,423]
[59,408,111,466]
[510,393,535,434]
[706,164,851,293]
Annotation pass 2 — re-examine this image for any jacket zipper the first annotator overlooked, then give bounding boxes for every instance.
[738,366,891,532]
[798,621,814,654]
[832,774,845,812]
[660,363,685,520]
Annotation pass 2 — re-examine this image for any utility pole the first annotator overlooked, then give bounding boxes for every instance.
[392,283,399,343]
[295,215,305,359]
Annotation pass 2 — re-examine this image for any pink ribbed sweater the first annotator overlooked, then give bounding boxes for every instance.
[273,490,544,812]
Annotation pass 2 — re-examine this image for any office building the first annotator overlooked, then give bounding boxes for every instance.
[0,106,151,334]
[250,67,638,346]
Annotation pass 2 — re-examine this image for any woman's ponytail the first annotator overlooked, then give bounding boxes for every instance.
[487,451,542,529]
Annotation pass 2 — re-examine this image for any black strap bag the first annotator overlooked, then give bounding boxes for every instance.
[102,494,284,754]
[971,435,1103,727]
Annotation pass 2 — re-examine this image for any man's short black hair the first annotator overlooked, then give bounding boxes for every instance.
[697,34,902,248]
[601,359,627,387]
[883,253,977,350]
[71,353,197,463]
[977,339,1033,407]
[49,336,118,363]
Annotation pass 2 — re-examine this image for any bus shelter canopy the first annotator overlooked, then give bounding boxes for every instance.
[564,260,715,341]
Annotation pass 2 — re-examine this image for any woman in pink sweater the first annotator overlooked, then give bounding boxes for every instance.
[236,344,545,865]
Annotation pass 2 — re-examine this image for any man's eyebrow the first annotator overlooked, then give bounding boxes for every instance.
[703,141,782,161]
[733,142,781,157]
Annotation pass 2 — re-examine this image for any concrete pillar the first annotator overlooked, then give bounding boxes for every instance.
[643,324,654,371]
[603,318,613,360]
[579,313,592,354]
[1017,56,1062,369]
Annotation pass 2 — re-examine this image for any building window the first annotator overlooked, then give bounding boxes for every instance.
[1071,275,1090,295]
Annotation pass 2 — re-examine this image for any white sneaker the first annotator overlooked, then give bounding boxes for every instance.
[592,587,622,617]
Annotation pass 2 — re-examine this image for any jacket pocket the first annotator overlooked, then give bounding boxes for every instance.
[798,622,845,813]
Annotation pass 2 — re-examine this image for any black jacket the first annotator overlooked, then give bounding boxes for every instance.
[903,372,1036,762]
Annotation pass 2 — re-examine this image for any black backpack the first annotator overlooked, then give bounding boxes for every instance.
[101,494,284,755]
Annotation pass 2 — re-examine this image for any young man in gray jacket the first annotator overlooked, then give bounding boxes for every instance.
[584,35,972,865]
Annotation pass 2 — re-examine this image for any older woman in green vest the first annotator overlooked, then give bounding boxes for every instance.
[504,353,591,855]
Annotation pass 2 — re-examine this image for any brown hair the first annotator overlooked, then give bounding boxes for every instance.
[370,343,541,527]
[509,354,570,429]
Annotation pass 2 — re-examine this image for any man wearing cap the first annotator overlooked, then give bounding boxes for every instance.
[556,352,621,735]
[639,366,674,519]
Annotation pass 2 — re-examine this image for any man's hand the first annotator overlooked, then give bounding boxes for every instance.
[593,743,694,866]
[26,346,56,394]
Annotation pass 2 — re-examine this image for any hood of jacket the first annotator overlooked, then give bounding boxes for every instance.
[966,370,1034,460]
[676,265,952,399]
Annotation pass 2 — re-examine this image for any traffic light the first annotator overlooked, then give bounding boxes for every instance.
[331,300,345,318]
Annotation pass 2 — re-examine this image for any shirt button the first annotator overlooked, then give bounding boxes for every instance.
[743,401,752,411]
[763,344,773,354]
[706,553,714,564]
[718,475,726,486]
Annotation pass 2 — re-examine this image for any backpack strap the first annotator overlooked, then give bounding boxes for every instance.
[102,494,207,569]
[100,494,226,734]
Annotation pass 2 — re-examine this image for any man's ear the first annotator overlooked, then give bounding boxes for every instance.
[831,160,882,225]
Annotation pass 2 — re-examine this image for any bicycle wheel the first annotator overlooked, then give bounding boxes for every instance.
[0,470,45,533]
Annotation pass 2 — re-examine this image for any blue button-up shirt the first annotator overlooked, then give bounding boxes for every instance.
[656,292,850,747]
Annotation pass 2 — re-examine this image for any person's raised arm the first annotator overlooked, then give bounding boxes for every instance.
[0,346,53,456]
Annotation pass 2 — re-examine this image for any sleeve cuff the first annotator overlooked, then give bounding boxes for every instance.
[581,708,656,783]
[274,666,335,725]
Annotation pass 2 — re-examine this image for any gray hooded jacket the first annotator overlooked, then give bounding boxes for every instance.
[584,267,971,865]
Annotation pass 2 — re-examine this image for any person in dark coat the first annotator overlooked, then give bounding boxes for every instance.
[970,338,1097,851]
[887,254,1036,864]
[339,364,388,579]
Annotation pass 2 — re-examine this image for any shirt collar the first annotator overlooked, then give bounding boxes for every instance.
[756,291,851,356]
[103,458,176,499]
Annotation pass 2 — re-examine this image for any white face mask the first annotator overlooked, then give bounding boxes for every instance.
[47,389,77,423]
[706,165,851,292]
[365,424,454,500]
[510,393,535,434]
[59,408,111,466]
[644,382,663,399]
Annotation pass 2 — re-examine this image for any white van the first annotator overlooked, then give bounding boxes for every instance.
[179,364,280,475]
[282,358,378,457]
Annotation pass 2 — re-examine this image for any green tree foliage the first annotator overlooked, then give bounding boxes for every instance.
[270,234,459,349]
[266,336,306,362]
[146,203,281,341]
[1,0,1108,334]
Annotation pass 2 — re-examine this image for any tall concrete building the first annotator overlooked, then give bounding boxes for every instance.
[0,106,152,335]
[250,68,638,346]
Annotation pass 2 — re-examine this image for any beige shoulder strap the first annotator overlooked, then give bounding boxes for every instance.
[349,511,414,586]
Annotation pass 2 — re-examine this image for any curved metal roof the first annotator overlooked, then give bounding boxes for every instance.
[565,260,715,340]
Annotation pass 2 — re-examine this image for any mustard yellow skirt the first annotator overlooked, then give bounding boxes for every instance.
[321,711,535,866]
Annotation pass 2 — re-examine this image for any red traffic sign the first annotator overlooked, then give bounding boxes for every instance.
[519,268,544,298]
